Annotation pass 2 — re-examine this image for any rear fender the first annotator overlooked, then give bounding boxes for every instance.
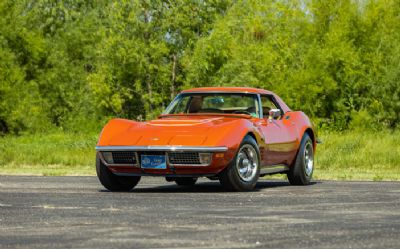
[289,112,317,151]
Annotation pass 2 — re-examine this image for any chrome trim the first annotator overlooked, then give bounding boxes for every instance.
[96,146,228,152]
[257,94,263,119]
[162,94,181,114]
[236,144,259,182]
[260,165,289,175]
[166,152,211,167]
[98,151,139,167]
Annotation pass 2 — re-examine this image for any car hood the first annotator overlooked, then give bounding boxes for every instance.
[100,115,251,147]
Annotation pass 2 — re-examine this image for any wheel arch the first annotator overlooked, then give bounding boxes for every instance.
[304,127,316,150]
[245,132,258,144]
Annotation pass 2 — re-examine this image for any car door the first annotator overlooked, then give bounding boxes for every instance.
[257,95,299,166]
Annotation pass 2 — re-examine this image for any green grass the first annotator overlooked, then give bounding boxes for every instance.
[313,130,400,181]
[0,130,399,180]
[0,132,98,176]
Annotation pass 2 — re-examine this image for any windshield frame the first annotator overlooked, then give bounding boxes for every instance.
[163,92,263,118]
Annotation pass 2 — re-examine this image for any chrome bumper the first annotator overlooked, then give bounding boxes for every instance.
[95,146,228,152]
[96,146,228,168]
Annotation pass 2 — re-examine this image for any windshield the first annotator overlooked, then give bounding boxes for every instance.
[164,93,260,118]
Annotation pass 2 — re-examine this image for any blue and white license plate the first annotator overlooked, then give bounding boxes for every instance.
[140,155,167,169]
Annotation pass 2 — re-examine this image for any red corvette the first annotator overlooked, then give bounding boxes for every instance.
[96,87,318,191]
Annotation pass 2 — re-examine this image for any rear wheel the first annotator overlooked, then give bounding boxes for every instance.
[219,135,260,191]
[287,133,314,185]
[96,154,141,191]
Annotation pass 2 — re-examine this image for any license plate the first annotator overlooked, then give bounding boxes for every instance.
[140,155,167,169]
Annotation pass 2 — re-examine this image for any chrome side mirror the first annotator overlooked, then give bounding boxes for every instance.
[268,109,281,121]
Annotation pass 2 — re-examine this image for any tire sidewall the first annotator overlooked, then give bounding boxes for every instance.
[96,153,140,191]
[230,136,261,190]
[295,134,314,184]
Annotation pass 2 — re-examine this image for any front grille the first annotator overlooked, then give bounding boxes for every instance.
[108,151,205,165]
[112,151,137,164]
[168,152,201,165]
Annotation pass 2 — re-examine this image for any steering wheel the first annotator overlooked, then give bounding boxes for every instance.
[232,110,252,115]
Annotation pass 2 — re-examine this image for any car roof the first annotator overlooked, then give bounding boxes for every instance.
[180,87,291,113]
[181,87,274,95]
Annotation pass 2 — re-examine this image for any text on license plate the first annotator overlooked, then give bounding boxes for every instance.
[140,155,167,169]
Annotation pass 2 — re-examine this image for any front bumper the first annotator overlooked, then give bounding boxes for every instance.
[96,145,228,152]
[96,145,230,176]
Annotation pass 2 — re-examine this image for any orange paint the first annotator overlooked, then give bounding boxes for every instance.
[97,87,317,176]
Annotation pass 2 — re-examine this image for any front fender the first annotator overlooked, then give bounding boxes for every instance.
[205,119,263,163]
[97,118,140,146]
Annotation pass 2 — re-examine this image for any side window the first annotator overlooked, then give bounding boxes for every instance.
[261,96,278,117]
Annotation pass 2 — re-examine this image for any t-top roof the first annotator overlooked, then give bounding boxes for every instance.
[180,86,291,112]
[181,87,274,95]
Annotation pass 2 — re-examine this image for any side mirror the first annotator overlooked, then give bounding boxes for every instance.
[268,109,281,121]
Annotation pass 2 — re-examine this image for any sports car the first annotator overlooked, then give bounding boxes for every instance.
[96,87,318,191]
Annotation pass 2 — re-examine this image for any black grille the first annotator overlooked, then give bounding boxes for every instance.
[168,152,201,165]
[112,151,137,164]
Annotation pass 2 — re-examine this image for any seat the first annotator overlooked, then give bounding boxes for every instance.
[188,96,203,113]
[263,106,271,117]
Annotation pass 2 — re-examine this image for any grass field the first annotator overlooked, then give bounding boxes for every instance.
[0,132,98,176]
[314,131,400,180]
[0,130,399,180]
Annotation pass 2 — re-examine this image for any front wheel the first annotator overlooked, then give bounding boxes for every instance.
[166,177,198,186]
[175,177,198,186]
[219,135,260,191]
[96,154,141,191]
[287,133,314,185]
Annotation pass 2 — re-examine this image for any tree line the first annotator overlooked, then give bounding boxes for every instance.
[1,0,399,134]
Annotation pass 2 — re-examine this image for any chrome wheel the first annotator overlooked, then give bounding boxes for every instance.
[236,144,258,182]
[304,141,314,177]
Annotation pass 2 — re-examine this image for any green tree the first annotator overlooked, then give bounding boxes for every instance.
[1,0,400,134]
[0,1,49,133]
[89,0,231,120]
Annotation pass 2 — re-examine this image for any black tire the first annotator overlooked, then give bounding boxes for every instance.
[96,154,141,191]
[219,135,260,191]
[287,133,314,185]
[174,177,198,186]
